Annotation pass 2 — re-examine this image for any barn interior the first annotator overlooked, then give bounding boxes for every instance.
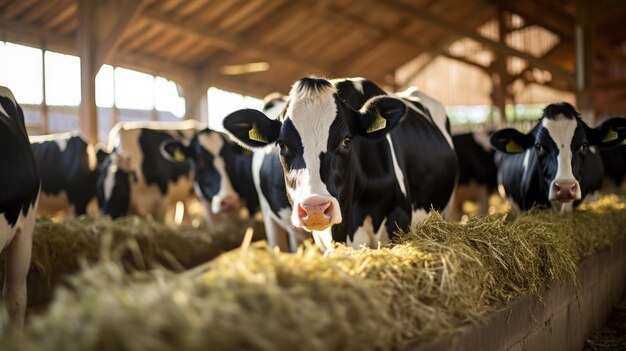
[1,0,626,350]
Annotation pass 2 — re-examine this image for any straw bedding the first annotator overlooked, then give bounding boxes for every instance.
[1,195,625,350]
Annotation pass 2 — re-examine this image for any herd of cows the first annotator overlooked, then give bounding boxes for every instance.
[1,77,626,325]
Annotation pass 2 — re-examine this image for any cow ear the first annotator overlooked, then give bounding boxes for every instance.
[223,109,281,149]
[160,140,190,163]
[351,96,407,138]
[587,117,626,148]
[489,128,534,154]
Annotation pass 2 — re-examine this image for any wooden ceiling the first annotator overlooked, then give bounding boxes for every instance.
[1,0,625,104]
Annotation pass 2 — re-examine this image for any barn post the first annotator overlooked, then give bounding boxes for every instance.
[575,0,595,125]
[491,6,508,128]
[77,0,97,143]
[180,81,209,123]
[77,0,146,143]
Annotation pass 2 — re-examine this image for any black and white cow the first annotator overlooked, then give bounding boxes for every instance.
[98,121,257,224]
[0,86,40,326]
[98,121,198,222]
[450,131,498,220]
[161,128,260,221]
[30,133,107,217]
[490,102,626,212]
[224,77,457,250]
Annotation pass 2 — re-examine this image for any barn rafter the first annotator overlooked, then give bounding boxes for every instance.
[1,0,625,139]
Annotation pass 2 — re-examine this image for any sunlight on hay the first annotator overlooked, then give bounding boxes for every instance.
[1,194,625,350]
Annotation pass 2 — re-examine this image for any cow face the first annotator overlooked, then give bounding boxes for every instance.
[96,152,135,218]
[491,102,626,206]
[224,77,406,232]
[161,129,240,214]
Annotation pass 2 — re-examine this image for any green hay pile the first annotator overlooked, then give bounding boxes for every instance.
[0,215,265,306]
[2,195,626,350]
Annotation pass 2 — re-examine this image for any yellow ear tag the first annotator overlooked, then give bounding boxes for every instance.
[366,112,387,134]
[602,127,619,143]
[173,148,186,161]
[621,138,626,145]
[248,123,268,143]
[505,140,523,153]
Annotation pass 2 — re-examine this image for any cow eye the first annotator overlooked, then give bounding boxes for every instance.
[340,137,351,149]
[579,143,589,152]
[535,143,543,152]
[278,141,290,155]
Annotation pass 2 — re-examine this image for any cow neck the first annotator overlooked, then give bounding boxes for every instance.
[328,137,398,243]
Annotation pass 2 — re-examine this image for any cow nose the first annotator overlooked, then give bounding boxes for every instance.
[220,195,240,211]
[296,196,334,230]
[552,180,578,200]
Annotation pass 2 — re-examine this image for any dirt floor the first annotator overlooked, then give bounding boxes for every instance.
[585,294,626,350]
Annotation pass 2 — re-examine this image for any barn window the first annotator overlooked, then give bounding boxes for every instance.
[0,42,43,105]
[44,51,81,106]
[155,77,185,118]
[207,87,263,132]
[114,67,155,110]
[96,65,115,108]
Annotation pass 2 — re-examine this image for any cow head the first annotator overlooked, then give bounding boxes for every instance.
[160,129,241,216]
[490,102,626,207]
[96,152,135,218]
[223,77,406,232]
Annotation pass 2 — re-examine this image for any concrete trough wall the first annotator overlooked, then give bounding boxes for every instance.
[411,240,626,351]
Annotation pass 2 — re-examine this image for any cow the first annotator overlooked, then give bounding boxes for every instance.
[450,131,498,220]
[98,121,258,224]
[0,86,40,326]
[490,102,626,212]
[97,121,198,222]
[30,133,108,217]
[223,77,457,250]
[160,127,260,222]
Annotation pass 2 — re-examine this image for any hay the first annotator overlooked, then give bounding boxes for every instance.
[2,195,626,350]
[0,215,265,307]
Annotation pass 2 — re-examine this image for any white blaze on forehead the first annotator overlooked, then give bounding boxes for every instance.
[104,153,132,202]
[542,115,578,181]
[285,82,338,202]
[542,114,582,200]
[197,133,238,213]
[103,163,118,202]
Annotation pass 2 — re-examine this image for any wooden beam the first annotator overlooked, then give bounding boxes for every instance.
[595,76,626,90]
[0,18,196,86]
[501,0,626,70]
[142,6,332,75]
[94,0,147,68]
[493,6,508,124]
[575,0,595,124]
[504,41,565,87]
[398,1,493,87]
[441,53,492,73]
[372,0,575,81]
[77,0,98,143]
